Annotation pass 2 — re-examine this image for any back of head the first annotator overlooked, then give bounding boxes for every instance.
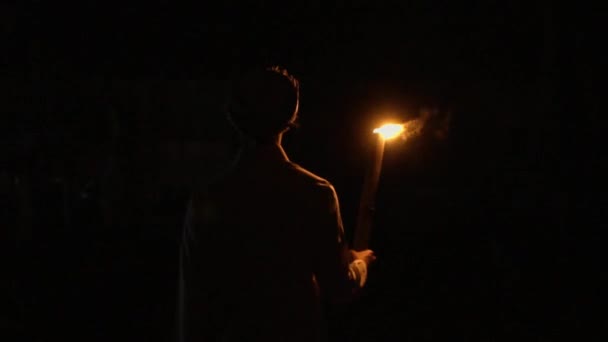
[228,66,300,142]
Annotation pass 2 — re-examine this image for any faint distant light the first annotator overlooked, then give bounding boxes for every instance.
[373,123,404,140]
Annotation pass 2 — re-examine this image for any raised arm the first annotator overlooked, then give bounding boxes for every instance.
[312,183,375,303]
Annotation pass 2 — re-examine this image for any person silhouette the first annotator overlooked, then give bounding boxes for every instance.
[177,66,375,342]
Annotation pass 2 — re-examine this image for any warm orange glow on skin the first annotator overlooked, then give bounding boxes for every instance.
[373,123,405,140]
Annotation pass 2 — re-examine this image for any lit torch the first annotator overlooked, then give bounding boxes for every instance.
[353,123,406,250]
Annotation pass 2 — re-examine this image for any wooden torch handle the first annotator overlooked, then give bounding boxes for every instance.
[353,134,385,250]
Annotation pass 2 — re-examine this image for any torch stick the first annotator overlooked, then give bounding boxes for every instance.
[353,134,385,250]
[353,123,404,250]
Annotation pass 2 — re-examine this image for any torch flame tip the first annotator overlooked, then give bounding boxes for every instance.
[373,123,405,140]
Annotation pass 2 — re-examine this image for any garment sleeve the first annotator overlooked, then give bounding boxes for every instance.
[312,183,366,304]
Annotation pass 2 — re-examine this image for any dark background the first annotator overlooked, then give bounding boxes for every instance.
[2,1,604,341]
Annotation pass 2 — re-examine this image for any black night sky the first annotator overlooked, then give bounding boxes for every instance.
[2,2,604,341]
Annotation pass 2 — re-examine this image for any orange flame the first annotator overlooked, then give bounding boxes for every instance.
[373,123,405,140]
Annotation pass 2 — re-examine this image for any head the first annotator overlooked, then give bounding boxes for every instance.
[227,66,300,144]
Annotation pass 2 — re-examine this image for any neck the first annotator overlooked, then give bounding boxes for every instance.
[236,134,290,162]
[242,133,282,147]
